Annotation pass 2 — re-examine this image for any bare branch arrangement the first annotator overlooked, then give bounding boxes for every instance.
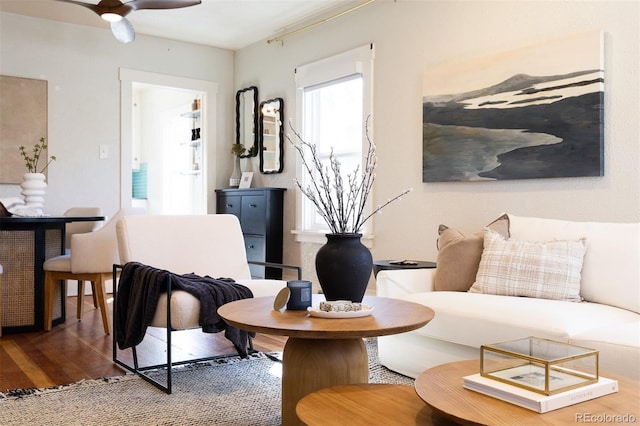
[288,117,412,234]
[18,137,56,174]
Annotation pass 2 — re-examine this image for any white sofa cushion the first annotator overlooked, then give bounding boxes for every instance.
[470,228,586,302]
[570,320,640,379]
[402,291,639,348]
[507,214,640,314]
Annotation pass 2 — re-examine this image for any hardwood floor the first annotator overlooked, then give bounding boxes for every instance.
[0,294,287,392]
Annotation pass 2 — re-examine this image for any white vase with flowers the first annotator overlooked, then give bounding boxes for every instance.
[18,137,56,214]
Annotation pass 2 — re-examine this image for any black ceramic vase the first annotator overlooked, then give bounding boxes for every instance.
[315,233,373,302]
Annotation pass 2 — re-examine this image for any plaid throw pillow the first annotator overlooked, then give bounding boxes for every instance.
[469,228,586,302]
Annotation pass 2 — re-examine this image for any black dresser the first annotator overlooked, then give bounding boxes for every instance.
[215,187,286,279]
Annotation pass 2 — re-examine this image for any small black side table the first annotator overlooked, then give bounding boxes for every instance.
[372,260,437,278]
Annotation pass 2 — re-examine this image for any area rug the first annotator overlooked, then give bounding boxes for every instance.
[0,339,413,425]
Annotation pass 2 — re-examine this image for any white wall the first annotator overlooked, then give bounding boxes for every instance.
[0,12,234,218]
[235,0,640,281]
[1,2,637,289]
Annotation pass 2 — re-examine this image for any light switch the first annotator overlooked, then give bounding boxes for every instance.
[99,144,109,159]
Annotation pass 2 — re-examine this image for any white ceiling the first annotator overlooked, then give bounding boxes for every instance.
[0,0,356,50]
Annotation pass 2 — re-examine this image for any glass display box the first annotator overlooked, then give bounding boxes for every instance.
[480,337,599,395]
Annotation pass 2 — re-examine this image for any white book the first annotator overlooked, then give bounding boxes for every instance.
[463,373,619,413]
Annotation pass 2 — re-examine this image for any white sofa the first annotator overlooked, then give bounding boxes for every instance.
[376,214,640,380]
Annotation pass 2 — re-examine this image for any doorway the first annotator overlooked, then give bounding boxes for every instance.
[132,85,204,214]
[119,69,218,214]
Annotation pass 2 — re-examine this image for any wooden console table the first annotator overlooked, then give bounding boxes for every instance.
[0,215,104,332]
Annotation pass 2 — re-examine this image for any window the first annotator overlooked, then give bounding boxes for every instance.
[302,76,363,231]
[293,44,374,243]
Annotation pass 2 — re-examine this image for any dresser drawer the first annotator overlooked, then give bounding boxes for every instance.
[241,195,266,234]
[244,235,265,260]
[245,235,265,278]
[217,195,241,218]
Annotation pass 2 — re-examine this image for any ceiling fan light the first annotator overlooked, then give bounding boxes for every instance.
[101,13,123,23]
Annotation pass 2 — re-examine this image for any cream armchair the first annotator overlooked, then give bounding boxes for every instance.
[113,214,300,393]
[43,208,145,334]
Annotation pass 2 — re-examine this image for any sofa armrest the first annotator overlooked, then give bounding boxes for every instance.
[375,268,437,298]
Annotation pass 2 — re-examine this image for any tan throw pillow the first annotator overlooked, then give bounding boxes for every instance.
[469,228,586,302]
[434,214,510,292]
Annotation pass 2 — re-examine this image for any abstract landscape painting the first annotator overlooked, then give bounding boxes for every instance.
[422,31,604,182]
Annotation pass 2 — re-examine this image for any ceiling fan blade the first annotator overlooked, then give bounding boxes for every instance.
[52,0,101,15]
[111,18,135,43]
[54,0,200,16]
[127,0,201,12]
[53,0,198,44]
[54,0,134,18]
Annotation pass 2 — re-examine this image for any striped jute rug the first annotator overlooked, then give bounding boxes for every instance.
[0,339,413,425]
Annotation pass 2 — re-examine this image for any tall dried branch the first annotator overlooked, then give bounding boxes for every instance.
[288,116,412,234]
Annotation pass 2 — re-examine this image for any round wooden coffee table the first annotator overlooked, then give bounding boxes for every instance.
[415,360,640,425]
[219,295,434,426]
[296,384,433,425]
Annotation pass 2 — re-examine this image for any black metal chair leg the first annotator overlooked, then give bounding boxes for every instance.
[132,346,139,370]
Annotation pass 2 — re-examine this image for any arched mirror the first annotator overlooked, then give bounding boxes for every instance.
[235,86,258,158]
[259,97,284,174]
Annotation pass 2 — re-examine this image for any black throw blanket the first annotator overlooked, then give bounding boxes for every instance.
[115,262,254,357]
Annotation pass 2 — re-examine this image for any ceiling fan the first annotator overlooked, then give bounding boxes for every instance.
[53,0,201,43]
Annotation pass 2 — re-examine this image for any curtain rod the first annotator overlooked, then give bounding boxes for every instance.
[267,0,376,45]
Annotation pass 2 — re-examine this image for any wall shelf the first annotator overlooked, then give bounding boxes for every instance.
[181,104,202,174]
[181,109,201,119]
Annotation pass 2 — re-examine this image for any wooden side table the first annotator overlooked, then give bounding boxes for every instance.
[415,360,640,425]
[219,295,435,426]
[373,260,436,277]
[296,384,434,425]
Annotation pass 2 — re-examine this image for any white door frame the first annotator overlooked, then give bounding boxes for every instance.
[119,68,218,211]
